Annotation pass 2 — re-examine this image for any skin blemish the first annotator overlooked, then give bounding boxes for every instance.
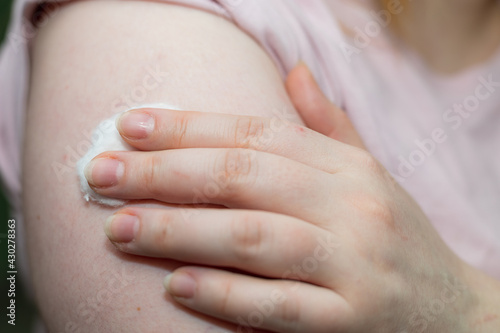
[473,314,498,327]
[294,125,306,136]
[137,307,141,311]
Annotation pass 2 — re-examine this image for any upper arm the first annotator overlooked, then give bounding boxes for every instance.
[23,1,300,331]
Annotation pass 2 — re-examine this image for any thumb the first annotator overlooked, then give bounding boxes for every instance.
[285,62,366,150]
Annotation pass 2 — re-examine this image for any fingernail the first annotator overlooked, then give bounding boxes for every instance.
[117,111,155,140]
[164,273,196,299]
[104,214,139,243]
[85,158,124,188]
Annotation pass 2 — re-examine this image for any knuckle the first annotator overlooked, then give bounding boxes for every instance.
[353,149,384,175]
[171,113,189,147]
[217,149,257,199]
[141,154,163,197]
[276,292,302,330]
[151,213,175,253]
[217,278,234,316]
[234,117,266,148]
[229,213,267,262]
[353,193,394,228]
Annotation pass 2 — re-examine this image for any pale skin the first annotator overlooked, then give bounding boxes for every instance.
[84,64,500,332]
[23,0,500,332]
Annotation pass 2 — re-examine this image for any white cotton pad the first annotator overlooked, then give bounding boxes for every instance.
[76,104,179,207]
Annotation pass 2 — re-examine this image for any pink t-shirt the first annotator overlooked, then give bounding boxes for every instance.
[1,0,499,286]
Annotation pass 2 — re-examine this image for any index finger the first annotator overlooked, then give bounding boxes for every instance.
[116,108,362,174]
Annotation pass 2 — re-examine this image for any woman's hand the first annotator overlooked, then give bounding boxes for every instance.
[84,65,498,332]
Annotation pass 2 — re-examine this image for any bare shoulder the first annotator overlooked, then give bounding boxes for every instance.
[24,1,298,331]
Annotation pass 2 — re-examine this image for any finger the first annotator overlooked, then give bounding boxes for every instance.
[105,207,341,286]
[285,62,366,149]
[115,108,356,174]
[85,149,336,223]
[163,267,351,333]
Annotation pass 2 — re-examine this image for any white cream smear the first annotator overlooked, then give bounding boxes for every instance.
[76,104,179,206]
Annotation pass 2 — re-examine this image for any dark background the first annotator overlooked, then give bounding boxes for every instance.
[1,0,39,332]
